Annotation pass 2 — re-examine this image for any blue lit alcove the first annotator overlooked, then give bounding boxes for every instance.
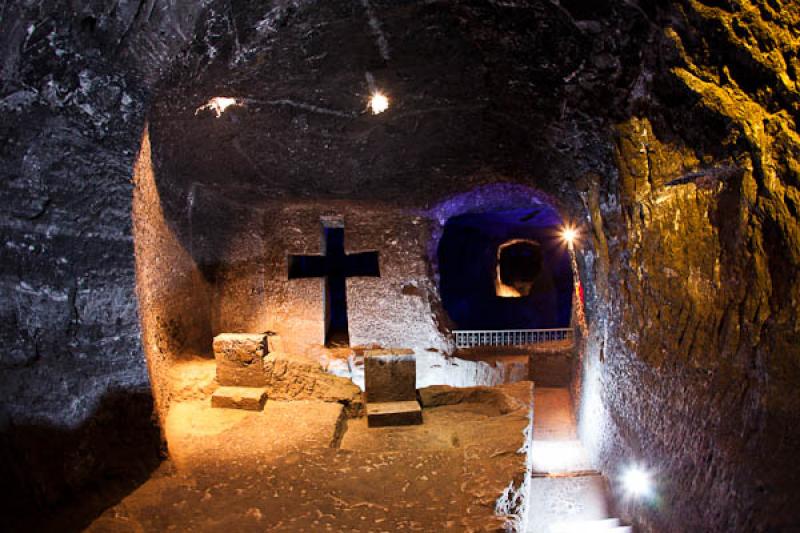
[437,208,573,330]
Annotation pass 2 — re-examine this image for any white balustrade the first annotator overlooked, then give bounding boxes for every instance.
[453,328,573,349]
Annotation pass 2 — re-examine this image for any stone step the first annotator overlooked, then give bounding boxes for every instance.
[526,475,612,532]
[531,470,603,478]
[532,439,594,474]
[211,386,268,411]
[366,400,423,427]
[551,518,630,532]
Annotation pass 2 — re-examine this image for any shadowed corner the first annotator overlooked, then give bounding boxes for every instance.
[0,389,163,533]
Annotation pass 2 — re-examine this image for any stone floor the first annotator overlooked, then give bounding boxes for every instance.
[84,382,533,532]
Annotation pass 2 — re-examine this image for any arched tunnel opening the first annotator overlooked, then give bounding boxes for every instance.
[437,208,573,330]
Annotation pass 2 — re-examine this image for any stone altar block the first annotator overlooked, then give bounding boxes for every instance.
[213,333,269,387]
[365,349,422,427]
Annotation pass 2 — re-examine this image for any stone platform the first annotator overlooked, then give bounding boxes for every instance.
[86,382,534,532]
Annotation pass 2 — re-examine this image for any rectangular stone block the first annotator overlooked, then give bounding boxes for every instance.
[367,400,423,427]
[213,333,268,387]
[211,386,268,410]
[365,353,417,403]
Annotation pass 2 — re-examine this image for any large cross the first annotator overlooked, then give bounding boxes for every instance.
[288,226,380,346]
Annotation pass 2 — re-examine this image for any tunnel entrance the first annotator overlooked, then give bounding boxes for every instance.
[437,208,572,330]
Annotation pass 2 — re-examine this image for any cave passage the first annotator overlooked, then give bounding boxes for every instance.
[437,208,572,330]
[498,239,542,297]
[289,226,380,346]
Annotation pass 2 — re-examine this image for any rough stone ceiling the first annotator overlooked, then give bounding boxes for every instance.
[148,0,654,208]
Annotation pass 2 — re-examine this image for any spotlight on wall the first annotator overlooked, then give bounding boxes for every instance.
[622,465,654,498]
[195,97,241,118]
[561,225,578,248]
[369,91,389,114]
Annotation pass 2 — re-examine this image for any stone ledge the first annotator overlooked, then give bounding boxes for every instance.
[361,347,415,357]
[419,383,529,414]
[366,400,423,427]
[211,386,268,411]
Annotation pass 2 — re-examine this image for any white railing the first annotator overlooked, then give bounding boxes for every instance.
[453,328,573,349]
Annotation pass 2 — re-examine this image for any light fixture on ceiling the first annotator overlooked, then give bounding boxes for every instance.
[369,91,389,114]
[195,97,240,118]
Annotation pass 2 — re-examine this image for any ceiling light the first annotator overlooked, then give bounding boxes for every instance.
[195,97,240,118]
[369,91,389,114]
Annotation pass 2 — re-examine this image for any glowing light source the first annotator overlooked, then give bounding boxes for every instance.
[561,225,578,248]
[369,91,389,114]
[195,97,240,118]
[622,465,654,498]
[561,222,585,333]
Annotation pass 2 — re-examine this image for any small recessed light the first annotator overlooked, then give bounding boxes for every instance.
[369,91,389,114]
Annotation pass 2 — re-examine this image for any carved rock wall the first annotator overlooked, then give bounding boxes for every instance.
[578,3,800,530]
[0,0,206,521]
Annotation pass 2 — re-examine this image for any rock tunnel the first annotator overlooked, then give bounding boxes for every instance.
[437,206,573,330]
[1,1,799,531]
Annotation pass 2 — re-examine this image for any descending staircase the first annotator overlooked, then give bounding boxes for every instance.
[527,389,632,533]
[527,470,632,532]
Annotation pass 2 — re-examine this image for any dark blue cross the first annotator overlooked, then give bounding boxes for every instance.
[288,227,380,346]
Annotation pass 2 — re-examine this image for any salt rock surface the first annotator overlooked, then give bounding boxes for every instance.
[419,384,527,414]
[213,333,269,387]
[263,352,363,413]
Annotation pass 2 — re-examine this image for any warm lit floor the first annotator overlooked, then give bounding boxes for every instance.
[85,381,533,532]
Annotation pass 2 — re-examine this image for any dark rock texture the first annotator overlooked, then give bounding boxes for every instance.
[1,0,799,531]
[0,0,206,524]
